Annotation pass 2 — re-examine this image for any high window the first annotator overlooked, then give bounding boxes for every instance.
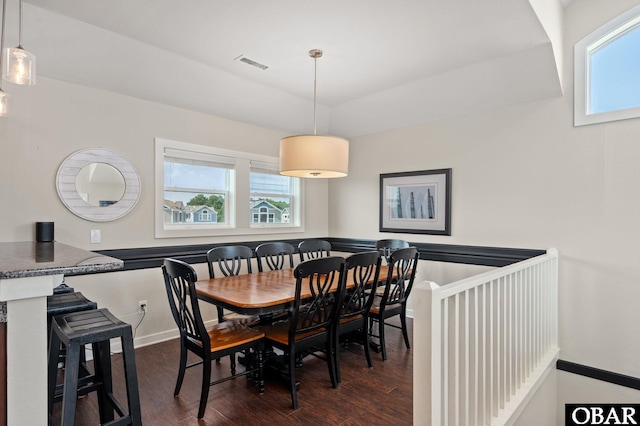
[155,138,303,238]
[575,4,640,126]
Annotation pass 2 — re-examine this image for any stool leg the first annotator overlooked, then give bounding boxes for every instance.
[121,328,142,425]
[94,340,115,424]
[47,329,62,417]
[60,341,81,426]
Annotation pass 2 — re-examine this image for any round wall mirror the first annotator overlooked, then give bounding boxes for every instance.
[56,148,141,221]
[75,163,126,207]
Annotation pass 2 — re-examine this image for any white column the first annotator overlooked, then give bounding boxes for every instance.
[0,274,58,426]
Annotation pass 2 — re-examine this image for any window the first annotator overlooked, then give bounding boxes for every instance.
[249,161,298,227]
[575,4,640,126]
[155,138,303,238]
[163,151,232,227]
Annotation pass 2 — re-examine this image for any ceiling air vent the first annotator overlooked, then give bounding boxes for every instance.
[234,55,269,71]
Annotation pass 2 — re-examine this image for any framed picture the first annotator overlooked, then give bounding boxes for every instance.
[379,168,452,235]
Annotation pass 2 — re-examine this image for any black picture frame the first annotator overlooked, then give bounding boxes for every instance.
[379,168,452,235]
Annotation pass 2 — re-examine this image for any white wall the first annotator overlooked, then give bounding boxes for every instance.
[2,0,640,415]
[329,0,640,411]
[0,76,330,339]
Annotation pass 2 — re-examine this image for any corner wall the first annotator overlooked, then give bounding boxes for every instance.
[329,0,640,404]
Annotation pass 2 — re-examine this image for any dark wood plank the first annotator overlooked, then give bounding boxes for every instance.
[51,318,413,425]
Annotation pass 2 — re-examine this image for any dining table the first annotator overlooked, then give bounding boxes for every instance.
[195,264,390,317]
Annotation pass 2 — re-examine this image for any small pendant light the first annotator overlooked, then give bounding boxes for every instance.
[3,0,35,86]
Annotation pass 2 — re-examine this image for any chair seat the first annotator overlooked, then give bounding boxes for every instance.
[369,302,401,316]
[201,321,264,352]
[338,314,364,326]
[258,320,327,346]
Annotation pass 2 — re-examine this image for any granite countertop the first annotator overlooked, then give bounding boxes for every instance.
[0,241,124,279]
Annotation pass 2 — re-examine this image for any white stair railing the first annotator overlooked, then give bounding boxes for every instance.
[413,248,559,426]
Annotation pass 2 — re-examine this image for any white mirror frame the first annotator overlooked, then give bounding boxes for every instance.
[56,148,141,222]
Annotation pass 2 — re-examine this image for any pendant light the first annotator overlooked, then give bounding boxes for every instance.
[3,0,35,86]
[279,49,349,178]
[0,0,8,116]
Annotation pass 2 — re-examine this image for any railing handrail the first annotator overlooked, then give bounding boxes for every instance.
[437,248,558,299]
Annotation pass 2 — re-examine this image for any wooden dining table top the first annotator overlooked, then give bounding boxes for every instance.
[195,265,389,316]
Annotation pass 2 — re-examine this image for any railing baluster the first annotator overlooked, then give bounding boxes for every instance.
[443,297,449,426]
[454,293,459,426]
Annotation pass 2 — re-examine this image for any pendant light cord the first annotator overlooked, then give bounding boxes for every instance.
[0,0,5,90]
[313,55,317,135]
[17,0,22,48]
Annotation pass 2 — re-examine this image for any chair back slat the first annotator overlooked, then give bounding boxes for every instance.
[255,242,295,272]
[162,259,208,347]
[298,239,332,262]
[291,256,345,339]
[341,251,382,320]
[381,247,419,306]
[206,245,253,278]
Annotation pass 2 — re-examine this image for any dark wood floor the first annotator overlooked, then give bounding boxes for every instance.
[52,318,413,425]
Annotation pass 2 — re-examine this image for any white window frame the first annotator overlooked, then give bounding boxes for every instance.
[575,4,640,126]
[249,160,301,229]
[155,138,304,238]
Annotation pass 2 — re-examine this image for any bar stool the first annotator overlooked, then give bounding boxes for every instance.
[47,292,98,373]
[48,308,142,426]
[47,292,97,331]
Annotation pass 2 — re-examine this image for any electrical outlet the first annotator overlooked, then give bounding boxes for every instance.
[138,300,148,313]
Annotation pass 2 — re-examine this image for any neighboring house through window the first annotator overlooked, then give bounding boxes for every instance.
[155,138,303,238]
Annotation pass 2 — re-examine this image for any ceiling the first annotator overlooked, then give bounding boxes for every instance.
[10,0,566,137]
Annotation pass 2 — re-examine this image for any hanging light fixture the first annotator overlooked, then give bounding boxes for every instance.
[279,49,348,178]
[3,0,35,86]
[0,0,8,116]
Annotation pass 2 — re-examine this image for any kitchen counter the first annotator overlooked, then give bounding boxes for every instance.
[0,241,123,279]
[0,241,123,425]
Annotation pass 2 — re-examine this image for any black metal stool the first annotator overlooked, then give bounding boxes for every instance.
[48,308,142,426]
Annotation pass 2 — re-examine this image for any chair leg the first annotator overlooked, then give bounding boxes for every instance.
[230,354,236,376]
[363,319,373,368]
[400,309,411,349]
[288,351,298,409]
[174,339,187,396]
[215,308,224,363]
[197,354,212,419]
[327,339,338,388]
[379,317,387,361]
[334,330,342,384]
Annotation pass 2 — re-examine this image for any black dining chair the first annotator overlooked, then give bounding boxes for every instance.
[298,239,331,262]
[257,256,345,409]
[206,245,258,324]
[162,258,265,419]
[369,247,419,361]
[332,251,382,383]
[255,242,295,272]
[375,239,409,264]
